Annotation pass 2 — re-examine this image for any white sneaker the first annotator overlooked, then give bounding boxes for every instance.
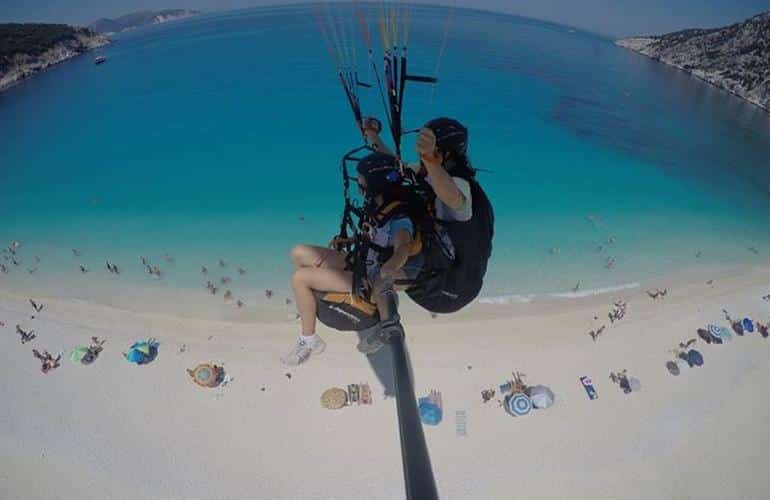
[281,336,326,366]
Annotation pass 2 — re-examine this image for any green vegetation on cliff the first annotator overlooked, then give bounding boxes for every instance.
[0,24,91,64]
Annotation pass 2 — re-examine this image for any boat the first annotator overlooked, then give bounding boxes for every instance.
[94,55,107,65]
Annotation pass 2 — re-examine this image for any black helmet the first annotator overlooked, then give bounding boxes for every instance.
[356,152,401,197]
[424,117,468,157]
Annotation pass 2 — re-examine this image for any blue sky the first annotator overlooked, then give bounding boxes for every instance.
[1,0,768,37]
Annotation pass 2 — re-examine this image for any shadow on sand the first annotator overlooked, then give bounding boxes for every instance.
[355,327,415,398]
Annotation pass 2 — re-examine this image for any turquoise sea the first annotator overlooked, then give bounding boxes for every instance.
[2,4,770,312]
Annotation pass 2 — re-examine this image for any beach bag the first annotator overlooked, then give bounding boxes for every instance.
[407,180,494,313]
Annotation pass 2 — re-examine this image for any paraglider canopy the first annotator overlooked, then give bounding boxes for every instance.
[312,0,451,158]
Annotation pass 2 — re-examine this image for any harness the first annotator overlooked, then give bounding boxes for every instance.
[364,200,424,263]
[336,146,457,302]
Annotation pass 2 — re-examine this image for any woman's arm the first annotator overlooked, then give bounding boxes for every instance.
[416,128,466,211]
[379,229,412,279]
[362,118,394,156]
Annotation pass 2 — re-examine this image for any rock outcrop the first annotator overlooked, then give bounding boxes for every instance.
[0,24,109,92]
[616,12,769,111]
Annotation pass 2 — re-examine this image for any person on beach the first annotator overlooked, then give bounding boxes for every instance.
[282,152,426,366]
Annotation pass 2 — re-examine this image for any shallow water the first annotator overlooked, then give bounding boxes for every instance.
[1,4,769,312]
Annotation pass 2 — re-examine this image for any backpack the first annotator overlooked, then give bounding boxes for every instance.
[406,178,494,313]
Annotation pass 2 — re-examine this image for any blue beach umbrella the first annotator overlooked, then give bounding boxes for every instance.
[687,349,704,367]
[418,397,443,426]
[742,318,754,333]
[125,340,159,365]
[507,393,532,416]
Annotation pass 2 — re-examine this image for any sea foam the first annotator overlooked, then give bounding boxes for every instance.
[479,282,640,304]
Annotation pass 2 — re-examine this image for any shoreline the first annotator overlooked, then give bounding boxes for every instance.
[0,30,110,94]
[615,27,770,113]
[1,261,765,326]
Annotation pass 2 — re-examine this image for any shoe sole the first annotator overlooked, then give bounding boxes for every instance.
[357,337,384,355]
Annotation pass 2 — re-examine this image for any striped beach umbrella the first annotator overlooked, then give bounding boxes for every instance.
[708,324,731,342]
[507,393,532,416]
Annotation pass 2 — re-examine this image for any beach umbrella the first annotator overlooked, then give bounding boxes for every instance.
[708,324,732,343]
[124,340,158,365]
[527,385,555,409]
[418,397,443,426]
[666,361,680,376]
[69,346,89,364]
[507,393,532,416]
[675,357,690,371]
[135,342,151,355]
[697,328,713,344]
[321,387,348,410]
[187,363,224,388]
[687,349,704,367]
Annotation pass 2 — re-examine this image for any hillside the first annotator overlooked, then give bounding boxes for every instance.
[617,12,769,111]
[0,23,109,92]
[89,9,200,34]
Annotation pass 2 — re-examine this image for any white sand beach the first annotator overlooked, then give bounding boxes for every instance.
[2,265,770,500]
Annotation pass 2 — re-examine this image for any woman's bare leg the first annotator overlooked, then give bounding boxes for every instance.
[290,244,347,271]
[291,267,353,335]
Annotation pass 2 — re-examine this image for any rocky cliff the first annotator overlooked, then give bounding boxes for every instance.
[616,12,769,112]
[1,24,109,93]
